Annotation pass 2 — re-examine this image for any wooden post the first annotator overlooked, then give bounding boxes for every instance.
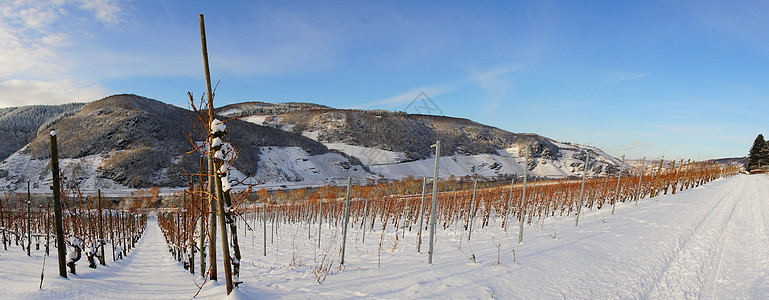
[503,167,516,232]
[340,177,351,265]
[46,201,50,255]
[664,160,675,195]
[428,140,440,265]
[575,152,589,227]
[263,203,267,256]
[98,190,105,266]
[200,13,219,283]
[362,197,368,244]
[50,131,67,278]
[417,177,427,252]
[671,159,682,195]
[467,178,477,241]
[27,181,31,256]
[198,156,206,275]
[519,147,529,242]
[316,199,321,249]
[109,209,115,261]
[612,155,625,215]
[214,157,234,294]
[636,158,646,206]
[653,157,664,199]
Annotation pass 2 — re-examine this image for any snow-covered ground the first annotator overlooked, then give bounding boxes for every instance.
[2,174,767,299]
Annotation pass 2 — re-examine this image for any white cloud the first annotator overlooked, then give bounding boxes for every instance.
[75,0,122,24]
[0,0,123,107]
[0,79,107,107]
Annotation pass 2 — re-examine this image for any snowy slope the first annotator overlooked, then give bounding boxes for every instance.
[237,107,624,181]
[0,147,127,193]
[244,146,373,184]
[0,145,378,194]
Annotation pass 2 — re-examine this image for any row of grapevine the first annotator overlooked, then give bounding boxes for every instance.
[0,190,147,275]
[156,156,738,281]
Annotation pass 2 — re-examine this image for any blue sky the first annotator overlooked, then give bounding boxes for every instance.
[2,0,768,160]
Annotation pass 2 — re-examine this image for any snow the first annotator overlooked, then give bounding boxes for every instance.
[211,119,226,134]
[301,130,320,141]
[1,174,766,298]
[219,108,242,116]
[0,149,130,194]
[324,143,406,165]
[242,115,268,125]
[222,179,231,192]
[248,146,373,184]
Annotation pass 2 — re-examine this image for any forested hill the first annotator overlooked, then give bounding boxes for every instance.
[0,103,85,161]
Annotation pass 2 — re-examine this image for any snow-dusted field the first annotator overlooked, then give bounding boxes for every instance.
[2,174,768,299]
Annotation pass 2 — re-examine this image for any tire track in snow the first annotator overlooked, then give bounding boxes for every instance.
[700,181,746,299]
[704,175,769,299]
[642,177,744,299]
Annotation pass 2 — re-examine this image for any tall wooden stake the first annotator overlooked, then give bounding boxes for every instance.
[417,177,427,252]
[27,181,31,256]
[467,178,477,241]
[575,152,590,227]
[200,13,234,294]
[198,156,206,275]
[340,177,352,265]
[636,158,646,206]
[653,156,664,200]
[428,140,440,265]
[50,131,67,278]
[612,155,625,215]
[518,147,529,242]
[503,165,516,232]
[263,203,268,256]
[199,13,219,283]
[98,189,105,266]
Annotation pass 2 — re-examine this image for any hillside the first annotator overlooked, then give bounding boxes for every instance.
[0,95,369,191]
[0,103,85,161]
[218,103,623,180]
[1,95,623,193]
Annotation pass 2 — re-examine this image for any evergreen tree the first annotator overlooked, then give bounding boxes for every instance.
[747,134,769,171]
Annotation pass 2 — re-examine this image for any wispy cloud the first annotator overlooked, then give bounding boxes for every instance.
[607,71,648,83]
[354,81,464,110]
[359,64,517,111]
[623,141,656,151]
[469,65,518,113]
[75,0,123,25]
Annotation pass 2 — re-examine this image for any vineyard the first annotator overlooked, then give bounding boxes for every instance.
[151,157,739,294]
[0,189,147,276]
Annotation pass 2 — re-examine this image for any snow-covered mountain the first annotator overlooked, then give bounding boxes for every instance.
[217,102,624,180]
[0,94,623,193]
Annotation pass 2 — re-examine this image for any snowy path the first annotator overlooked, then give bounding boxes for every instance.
[646,174,769,298]
[496,174,769,298]
[6,216,206,300]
